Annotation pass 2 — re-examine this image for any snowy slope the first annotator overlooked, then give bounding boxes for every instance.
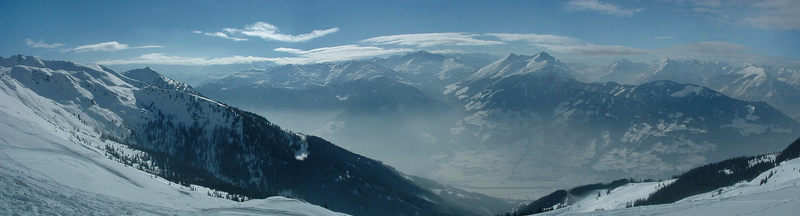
[535,186,800,216]
[564,180,676,213]
[0,72,345,215]
[597,59,648,84]
[530,157,800,216]
[681,155,800,202]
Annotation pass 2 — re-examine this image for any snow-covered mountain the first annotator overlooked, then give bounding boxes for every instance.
[0,55,487,216]
[0,55,345,216]
[511,138,800,215]
[123,66,199,95]
[599,59,800,121]
[437,52,798,198]
[464,52,576,82]
[370,51,496,99]
[596,59,648,84]
[199,61,447,115]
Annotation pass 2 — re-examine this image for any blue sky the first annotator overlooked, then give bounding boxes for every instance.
[2,0,799,67]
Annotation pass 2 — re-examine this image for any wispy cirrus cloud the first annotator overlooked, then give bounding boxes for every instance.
[73,41,163,52]
[485,33,581,45]
[565,0,644,17]
[192,30,248,41]
[96,53,278,66]
[273,45,413,64]
[361,33,503,47]
[488,33,647,56]
[670,0,800,31]
[96,45,411,66]
[664,41,751,57]
[25,39,64,48]
[538,43,649,56]
[197,21,338,42]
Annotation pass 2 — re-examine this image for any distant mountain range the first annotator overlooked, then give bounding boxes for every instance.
[441,52,797,194]
[197,51,800,199]
[599,58,800,121]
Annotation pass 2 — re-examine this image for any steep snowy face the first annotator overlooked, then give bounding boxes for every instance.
[379,51,449,76]
[123,67,199,95]
[0,59,138,139]
[323,61,402,84]
[465,52,574,82]
[645,59,732,85]
[0,56,469,216]
[372,51,492,83]
[597,59,649,84]
[776,67,800,89]
[0,54,47,67]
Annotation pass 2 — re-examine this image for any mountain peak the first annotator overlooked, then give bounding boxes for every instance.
[495,53,527,64]
[1,54,46,67]
[402,50,445,61]
[503,53,519,59]
[125,67,160,77]
[613,58,632,64]
[409,50,434,56]
[123,67,198,94]
[532,51,556,62]
[466,52,574,81]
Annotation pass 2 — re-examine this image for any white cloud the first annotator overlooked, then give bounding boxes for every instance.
[488,33,646,56]
[673,0,800,31]
[96,45,411,66]
[428,49,471,54]
[206,21,338,42]
[565,0,644,17]
[273,45,413,64]
[25,39,64,48]
[665,41,750,57]
[538,43,650,56]
[485,33,581,45]
[361,33,503,47]
[738,0,800,30]
[73,41,163,52]
[192,30,248,41]
[96,53,279,66]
